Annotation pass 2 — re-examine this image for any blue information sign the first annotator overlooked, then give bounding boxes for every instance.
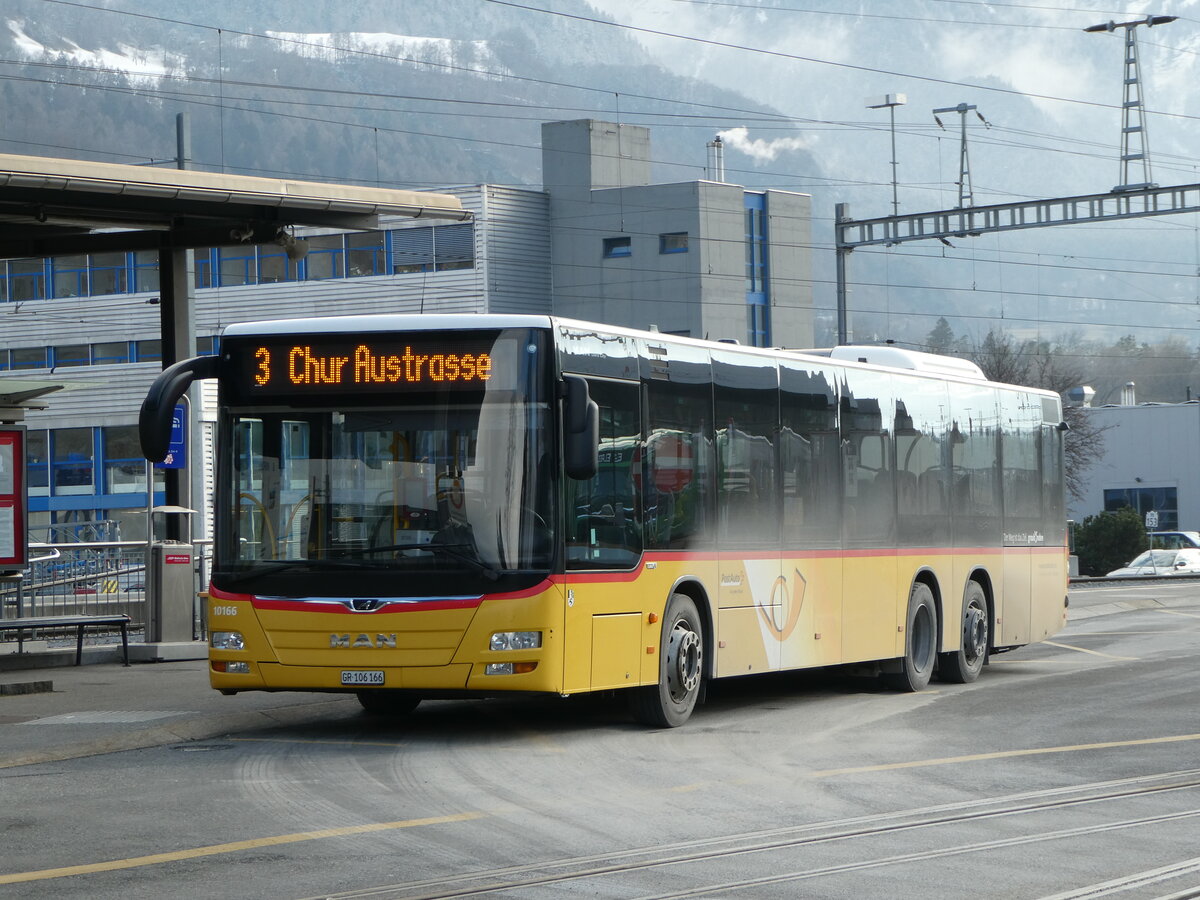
[155,404,187,470]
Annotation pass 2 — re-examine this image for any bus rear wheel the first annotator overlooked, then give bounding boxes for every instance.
[939,581,989,684]
[885,582,938,692]
[630,593,704,727]
[356,690,421,717]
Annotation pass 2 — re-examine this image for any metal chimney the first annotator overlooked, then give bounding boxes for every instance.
[1121,381,1137,405]
[706,136,725,183]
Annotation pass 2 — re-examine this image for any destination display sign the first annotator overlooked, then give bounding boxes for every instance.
[223,333,507,402]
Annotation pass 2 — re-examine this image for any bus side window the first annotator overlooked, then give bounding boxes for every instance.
[565,378,642,569]
[780,361,840,549]
[842,370,895,547]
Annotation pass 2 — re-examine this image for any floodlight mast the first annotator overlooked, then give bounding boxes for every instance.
[1085,15,1177,192]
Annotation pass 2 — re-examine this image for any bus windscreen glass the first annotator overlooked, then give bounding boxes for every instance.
[215,328,552,595]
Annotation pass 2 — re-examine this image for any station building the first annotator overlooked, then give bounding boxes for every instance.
[0,119,814,542]
[1068,399,1200,532]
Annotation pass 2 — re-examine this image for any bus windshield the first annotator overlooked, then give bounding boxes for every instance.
[215,335,553,595]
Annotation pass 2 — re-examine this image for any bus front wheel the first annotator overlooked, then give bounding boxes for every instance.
[885,582,938,692]
[938,581,989,684]
[630,593,704,727]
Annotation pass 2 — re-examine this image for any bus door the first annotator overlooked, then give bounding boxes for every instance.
[562,377,645,693]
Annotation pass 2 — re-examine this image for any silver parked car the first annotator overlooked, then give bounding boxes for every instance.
[1107,548,1200,577]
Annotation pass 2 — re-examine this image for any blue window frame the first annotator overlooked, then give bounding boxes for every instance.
[745,193,770,347]
[603,236,632,258]
[5,258,47,302]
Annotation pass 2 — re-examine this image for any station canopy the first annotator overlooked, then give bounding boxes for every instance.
[0,152,469,257]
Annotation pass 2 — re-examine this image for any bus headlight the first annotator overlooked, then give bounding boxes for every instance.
[211,631,245,650]
[485,662,538,675]
[490,631,541,651]
[212,660,250,674]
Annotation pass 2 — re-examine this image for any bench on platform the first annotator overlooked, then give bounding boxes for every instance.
[0,614,131,666]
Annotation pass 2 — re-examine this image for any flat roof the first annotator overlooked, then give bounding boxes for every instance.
[0,153,469,257]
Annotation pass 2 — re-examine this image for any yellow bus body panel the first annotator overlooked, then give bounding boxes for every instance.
[206,545,1067,696]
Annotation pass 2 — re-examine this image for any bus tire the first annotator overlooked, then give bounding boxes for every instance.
[356,690,421,716]
[630,593,704,727]
[939,581,989,684]
[885,581,937,692]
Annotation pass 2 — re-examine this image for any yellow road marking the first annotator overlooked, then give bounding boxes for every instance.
[1157,609,1200,620]
[1043,640,1137,661]
[0,812,483,885]
[810,733,1200,778]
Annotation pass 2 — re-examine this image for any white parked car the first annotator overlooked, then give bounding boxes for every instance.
[1107,548,1200,577]
[1148,531,1200,550]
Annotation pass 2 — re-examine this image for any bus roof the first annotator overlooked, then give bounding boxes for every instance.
[219,313,1043,394]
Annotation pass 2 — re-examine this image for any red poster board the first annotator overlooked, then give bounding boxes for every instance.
[0,425,27,573]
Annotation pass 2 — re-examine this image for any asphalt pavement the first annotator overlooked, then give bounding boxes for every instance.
[0,579,1184,769]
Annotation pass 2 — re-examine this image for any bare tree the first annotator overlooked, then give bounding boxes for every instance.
[969,329,1106,504]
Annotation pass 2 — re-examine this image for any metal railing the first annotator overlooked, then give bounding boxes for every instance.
[0,540,212,648]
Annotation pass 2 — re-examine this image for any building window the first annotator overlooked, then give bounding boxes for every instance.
[303,234,346,280]
[218,245,256,287]
[10,347,47,370]
[1104,486,1178,531]
[747,300,770,349]
[26,429,49,496]
[51,255,87,299]
[134,339,161,363]
[53,345,90,368]
[659,232,689,254]
[92,341,130,365]
[89,252,128,296]
[196,335,220,356]
[102,425,144,494]
[745,193,770,347]
[52,427,95,496]
[434,224,474,271]
[6,258,45,302]
[134,250,160,293]
[603,236,632,258]
[194,248,217,289]
[347,231,387,277]
[257,244,297,284]
[391,227,434,273]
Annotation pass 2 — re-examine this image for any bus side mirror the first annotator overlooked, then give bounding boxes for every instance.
[139,356,219,461]
[562,375,599,480]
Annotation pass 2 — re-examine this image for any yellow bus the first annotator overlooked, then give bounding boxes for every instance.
[140,315,1068,726]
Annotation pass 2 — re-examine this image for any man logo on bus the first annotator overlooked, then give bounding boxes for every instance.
[330,633,397,648]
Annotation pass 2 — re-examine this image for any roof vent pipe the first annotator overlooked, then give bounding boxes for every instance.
[1121,381,1137,405]
[707,136,725,183]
